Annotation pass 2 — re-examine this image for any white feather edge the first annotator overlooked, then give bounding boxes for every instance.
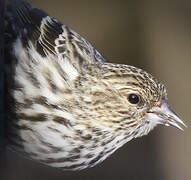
[13,38,79,82]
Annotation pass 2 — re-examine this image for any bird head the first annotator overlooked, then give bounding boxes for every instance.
[82,63,186,138]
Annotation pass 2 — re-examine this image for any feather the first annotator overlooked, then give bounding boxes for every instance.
[6,0,106,71]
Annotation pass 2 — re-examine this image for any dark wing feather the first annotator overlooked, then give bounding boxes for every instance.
[6,0,106,64]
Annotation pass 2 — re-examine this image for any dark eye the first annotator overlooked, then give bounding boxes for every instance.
[128,94,140,104]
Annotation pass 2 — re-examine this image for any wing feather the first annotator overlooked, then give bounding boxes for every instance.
[6,0,106,66]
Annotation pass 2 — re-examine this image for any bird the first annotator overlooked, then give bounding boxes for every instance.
[4,0,186,171]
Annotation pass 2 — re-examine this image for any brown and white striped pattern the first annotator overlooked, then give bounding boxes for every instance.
[4,0,184,171]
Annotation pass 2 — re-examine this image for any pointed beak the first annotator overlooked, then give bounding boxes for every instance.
[147,100,187,131]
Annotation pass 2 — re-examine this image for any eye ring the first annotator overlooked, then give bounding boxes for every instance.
[128,93,140,104]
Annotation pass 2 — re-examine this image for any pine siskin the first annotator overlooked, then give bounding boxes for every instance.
[4,0,186,171]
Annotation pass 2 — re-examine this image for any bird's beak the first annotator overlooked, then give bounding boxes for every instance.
[147,100,186,131]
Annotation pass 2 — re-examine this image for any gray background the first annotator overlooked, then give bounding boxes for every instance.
[3,0,191,180]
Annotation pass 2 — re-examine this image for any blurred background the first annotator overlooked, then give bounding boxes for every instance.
[2,0,191,180]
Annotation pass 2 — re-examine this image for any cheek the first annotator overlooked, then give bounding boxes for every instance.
[125,106,138,117]
[130,107,147,120]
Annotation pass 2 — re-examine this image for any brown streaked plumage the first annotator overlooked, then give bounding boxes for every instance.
[5,0,186,171]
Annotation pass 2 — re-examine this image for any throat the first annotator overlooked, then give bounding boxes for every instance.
[134,120,158,138]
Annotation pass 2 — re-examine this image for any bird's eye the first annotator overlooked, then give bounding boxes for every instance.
[128,94,140,104]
